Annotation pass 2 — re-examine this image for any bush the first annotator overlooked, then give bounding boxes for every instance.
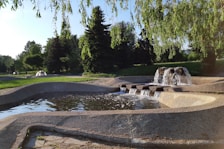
[187,51,201,61]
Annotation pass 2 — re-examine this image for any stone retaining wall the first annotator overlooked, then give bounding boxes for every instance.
[0,82,116,106]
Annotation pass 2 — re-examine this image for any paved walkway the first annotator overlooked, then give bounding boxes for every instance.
[23,130,135,149]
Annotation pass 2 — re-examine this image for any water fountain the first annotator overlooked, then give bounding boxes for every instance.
[153,66,167,84]
[140,86,150,96]
[128,85,138,95]
[153,66,192,86]
[120,67,192,99]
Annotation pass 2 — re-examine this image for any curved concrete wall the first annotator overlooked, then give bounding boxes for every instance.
[165,80,224,94]
[1,77,224,148]
[159,92,216,108]
[0,82,116,106]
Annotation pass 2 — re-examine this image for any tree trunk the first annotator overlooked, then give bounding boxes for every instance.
[202,50,216,75]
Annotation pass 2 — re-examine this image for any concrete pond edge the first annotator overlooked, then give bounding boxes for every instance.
[0,76,224,148]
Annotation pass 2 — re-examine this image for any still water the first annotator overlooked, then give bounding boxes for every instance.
[0,93,163,119]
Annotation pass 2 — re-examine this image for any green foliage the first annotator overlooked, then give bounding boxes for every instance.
[159,47,187,62]
[80,6,113,73]
[4,0,224,60]
[187,51,201,61]
[24,41,42,55]
[45,36,63,73]
[0,55,14,73]
[44,35,82,74]
[116,65,158,76]
[110,21,136,69]
[110,21,135,49]
[82,72,115,77]
[132,0,224,67]
[60,16,71,39]
[116,61,203,76]
[79,35,91,59]
[15,41,43,71]
[217,49,224,59]
[59,35,82,73]
[24,54,43,70]
[81,0,223,68]
[133,29,156,65]
[15,52,26,71]
[4,0,224,75]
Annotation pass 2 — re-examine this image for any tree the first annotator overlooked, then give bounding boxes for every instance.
[15,52,27,71]
[0,55,14,73]
[86,0,224,72]
[133,29,156,65]
[45,36,63,73]
[110,21,136,68]
[60,35,82,73]
[44,35,81,73]
[159,47,187,63]
[59,16,82,73]
[23,41,43,70]
[79,6,113,73]
[24,54,43,70]
[132,0,224,72]
[79,35,91,72]
[4,0,224,72]
[24,41,42,55]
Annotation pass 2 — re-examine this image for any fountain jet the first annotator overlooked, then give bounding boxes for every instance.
[154,67,192,86]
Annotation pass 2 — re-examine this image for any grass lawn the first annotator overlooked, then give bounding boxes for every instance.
[116,61,202,76]
[0,76,95,90]
[1,59,223,90]
[116,59,224,76]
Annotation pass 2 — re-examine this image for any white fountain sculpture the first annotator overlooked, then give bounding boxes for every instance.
[153,67,167,85]
[123,67,192,98]
[154,66,192,86]
[174,67,192,85]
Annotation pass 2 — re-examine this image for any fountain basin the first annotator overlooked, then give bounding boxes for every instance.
[0,82,116,107]
[1,76,224,149]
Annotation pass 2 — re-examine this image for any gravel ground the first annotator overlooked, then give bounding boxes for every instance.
[23,130,135,149]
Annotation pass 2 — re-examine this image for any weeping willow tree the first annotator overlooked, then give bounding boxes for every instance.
[132,0,224,73]
[2,0,224,71]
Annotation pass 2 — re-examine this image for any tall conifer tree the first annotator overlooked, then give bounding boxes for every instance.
[80,6,113,73]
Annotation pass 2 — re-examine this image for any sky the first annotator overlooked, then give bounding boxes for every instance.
[0,0,135,59]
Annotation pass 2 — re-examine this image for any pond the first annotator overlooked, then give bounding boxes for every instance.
[0,92,165,119]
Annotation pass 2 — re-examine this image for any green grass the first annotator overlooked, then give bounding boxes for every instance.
[116,60,224,76]
[0,76,95,89]
[215,59,224,74]
[82,72,116,77]
[155,61,202,76]
[1,60,223,90]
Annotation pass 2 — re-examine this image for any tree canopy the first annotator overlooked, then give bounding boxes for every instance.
[110,21,136,68]
[79,6,113,73]
[132,1,224,60]
[2,0,224,67]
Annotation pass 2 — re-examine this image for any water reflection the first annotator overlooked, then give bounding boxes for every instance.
[0,93,164,119]
[48,94,161,111]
